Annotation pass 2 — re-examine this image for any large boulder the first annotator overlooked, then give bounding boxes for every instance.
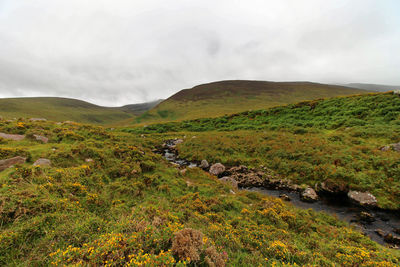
[219,176,238,189]
[0,156,26,171]
[33,134,49,143]
[347,191,377,207]
[301,187,319,202]
[0,132,25,141]
[33,158,51,167]
[199,159,209,169]
[209,163,225,176]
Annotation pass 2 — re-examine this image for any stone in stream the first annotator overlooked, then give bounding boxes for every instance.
[358,211,375,223]
[279,194,291,201]
[0,132,25,141]
[347,191,377,207]
[199,159,209,169]
[33,158,51,167]
[0,156,26,171]
[300,187,319,202]
[219,176,238,190]
[209,163,225,176]
[384,233,400,245]
[375,229,385,237]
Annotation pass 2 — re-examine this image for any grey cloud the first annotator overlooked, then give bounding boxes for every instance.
[0,0,399,106]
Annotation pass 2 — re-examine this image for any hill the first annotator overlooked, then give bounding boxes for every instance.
[0,97,158,125]
[137,80,369,123]
[345,83,400,92]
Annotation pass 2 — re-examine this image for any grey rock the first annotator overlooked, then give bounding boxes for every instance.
[301,187,319,202]
[0,132,25,141]
[199,159,209,169]
[33,158,51,167]
[29,118,47,122]
[33,134,49,143]
[348,191,377,207]
[85,158,94,162]
[219,176,238,189]
[358,211,375,223]
[209,163,225,176]
[0,156,26,171]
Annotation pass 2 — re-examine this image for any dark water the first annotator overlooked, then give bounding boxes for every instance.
[160,140,400,247]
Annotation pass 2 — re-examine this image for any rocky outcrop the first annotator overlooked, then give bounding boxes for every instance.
[33,158,51,167]
[347,191,377,207]
[33,134,49,143]
[199,160,209,169]
[301,187,319,202]
[0,132,25,141]
[0,156,26,171]
[226,165,264,187]
[209,163,225,176]
[219,176,238,189]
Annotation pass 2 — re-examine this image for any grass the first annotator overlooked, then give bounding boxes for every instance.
[136,80,370,123]
[1,119,399,266]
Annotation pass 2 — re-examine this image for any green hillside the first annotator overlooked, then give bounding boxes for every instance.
[1,117,399,266]
[127,92,400,209]
[137,80,370,123]
[0,97,159,125]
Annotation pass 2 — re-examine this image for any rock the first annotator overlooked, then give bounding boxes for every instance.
[170,162,180,168]
[392,143,400,152]
[394,228,400,235]
[380,145,391,152]
[219,176,238,189]
[0,132,25,141]
[230,189,236,194]
[301,187,319,202]
[33,134,49,143]
[347,191,377,207]
[209,163,225,176]
[85,158,94,163]
[380,142,400,152]
[358,211,375,223]
[33,158,51,167]
[0,156,26,171]
[199,159,209,169]
[29,118,47,122]
[384,233,400,245]
[279,194,291,201]
[227,165,266,187]
[318,179,348,194]
[375,229,385,237]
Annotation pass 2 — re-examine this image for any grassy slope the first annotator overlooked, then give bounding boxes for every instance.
[127,92,400,209]
[137,80,369,123]
[0,97,160,125]
[0,119,399,266]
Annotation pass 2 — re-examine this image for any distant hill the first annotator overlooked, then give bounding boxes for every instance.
[344,83,400,92]
[137,80,370,123]
[0,97,158,124]
[121,99,163,115]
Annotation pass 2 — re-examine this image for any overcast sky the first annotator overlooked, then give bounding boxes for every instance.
[0,0,399,106]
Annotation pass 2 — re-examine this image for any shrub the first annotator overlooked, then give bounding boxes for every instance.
[172,228,203,262]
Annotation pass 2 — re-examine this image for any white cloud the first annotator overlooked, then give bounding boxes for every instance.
[0,0,399,106]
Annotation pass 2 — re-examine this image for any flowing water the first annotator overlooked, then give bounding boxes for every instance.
[160,139,400,247]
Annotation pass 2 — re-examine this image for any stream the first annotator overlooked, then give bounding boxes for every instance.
[159,139,400,247]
